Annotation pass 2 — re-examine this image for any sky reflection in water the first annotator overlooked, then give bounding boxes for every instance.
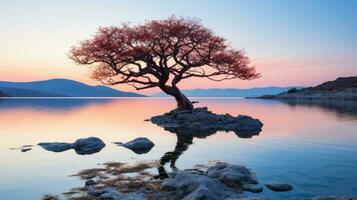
[0,98,356,200]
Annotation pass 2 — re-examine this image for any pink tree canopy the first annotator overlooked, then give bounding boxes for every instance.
[69,17,259,110]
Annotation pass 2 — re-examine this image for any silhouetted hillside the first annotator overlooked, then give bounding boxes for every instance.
[0,87,62,97]
[307,76,357,91]
[260,76,357,100]
[0,79,144,97]
[0,90,8,97]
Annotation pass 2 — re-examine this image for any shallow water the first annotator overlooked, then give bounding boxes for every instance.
[0,97,356,200]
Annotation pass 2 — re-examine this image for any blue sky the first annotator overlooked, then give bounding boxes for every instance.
[0,0,356,91]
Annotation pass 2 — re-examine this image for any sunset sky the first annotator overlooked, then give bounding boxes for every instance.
[1,0,356,94]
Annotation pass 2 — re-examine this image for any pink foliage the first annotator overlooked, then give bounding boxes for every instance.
[69,16,259,91]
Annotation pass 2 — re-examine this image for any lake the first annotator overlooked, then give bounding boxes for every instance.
[0,97,356,200]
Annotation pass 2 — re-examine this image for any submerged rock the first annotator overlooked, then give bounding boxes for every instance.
[236,197,270,200]
[85,179,96,186]
[88,186,146,200]
[265,182,293,192]
[150,107,263,136]
[309,196,357,200]
[116,137,154,154]
[41,194,61,200]
[38,137,105,155]
[161,172,239,200]
[241,184,263,193]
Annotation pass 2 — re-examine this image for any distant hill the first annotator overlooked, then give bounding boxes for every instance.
[0,90,8,97]
[0,98,113,110]
[0,79,144,97]
[153,87,302,97]
[0,87,62,97]
[259,76,357,100]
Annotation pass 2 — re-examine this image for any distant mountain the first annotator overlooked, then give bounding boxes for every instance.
[0,87,63,97]
[153,87,303,97]
[259,76,357,100]
[0,98,113,110]
[0,79,144,97]
[0,90,8,97]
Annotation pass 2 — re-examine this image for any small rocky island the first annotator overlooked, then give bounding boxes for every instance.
[150,107,264,135]
[259,76,357,100]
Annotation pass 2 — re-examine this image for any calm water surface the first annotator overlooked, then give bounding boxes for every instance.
[0,98,356,200]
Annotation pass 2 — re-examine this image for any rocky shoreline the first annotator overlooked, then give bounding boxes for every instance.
[256,77,357,100]
[259,88,357,100]
[42,160,289,200]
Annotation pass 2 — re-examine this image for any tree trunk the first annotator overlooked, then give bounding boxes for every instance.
[174,90,194,111]
[161,86,194,111]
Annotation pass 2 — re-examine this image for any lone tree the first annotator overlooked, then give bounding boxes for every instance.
[69,17,259,110]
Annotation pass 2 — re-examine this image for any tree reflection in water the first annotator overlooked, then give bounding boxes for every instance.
[156,128,262,179]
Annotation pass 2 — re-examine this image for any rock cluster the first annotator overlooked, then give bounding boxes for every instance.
[150,107,263,136]
[38,137,105,155]
[160,161,262,199]
[46,159,357,200]
[161,172,240,199]
[68,161,263,200]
